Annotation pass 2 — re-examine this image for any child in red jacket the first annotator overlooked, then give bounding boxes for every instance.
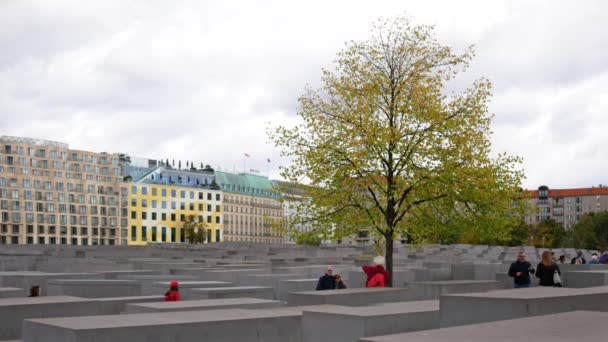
[164,280,181,301]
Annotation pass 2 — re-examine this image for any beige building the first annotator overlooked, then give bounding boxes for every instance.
[0,136,127,246]
[215,171,283,244]
[525,185,608,228]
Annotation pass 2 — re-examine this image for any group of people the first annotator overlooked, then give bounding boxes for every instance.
[316,256,390,291]
[508,250,608,288]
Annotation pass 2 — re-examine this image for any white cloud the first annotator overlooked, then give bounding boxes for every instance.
[0,0,606,188]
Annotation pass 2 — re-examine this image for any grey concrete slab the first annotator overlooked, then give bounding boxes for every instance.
[94,270,159,279]
[0,272,105,296]
[151,281,232,299]
[125,297,285,313]
[287,288,417,306]
[302,301,439,342]
[115,275,199,295]
[408,280,503,300]
[451,263,508,281]
[92,295,163,314]
[360,311,608,341]
[0,287,26,298]
[563,271,608,288]
[47,279,142,298]
[440,286,608,327]
[277,279,319,301]
[190,286,275,300]
[0,296,98,340]
[22,308,303,342]
[197,269,268,284]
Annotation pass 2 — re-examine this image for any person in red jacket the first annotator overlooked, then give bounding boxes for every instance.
[164,280,181,301]
[362,256,389,288]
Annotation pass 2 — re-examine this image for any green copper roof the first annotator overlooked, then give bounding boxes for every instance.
[215,171,280,198]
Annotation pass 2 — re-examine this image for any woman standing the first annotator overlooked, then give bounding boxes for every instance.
[536,251,562,287]
[164,280,181,301]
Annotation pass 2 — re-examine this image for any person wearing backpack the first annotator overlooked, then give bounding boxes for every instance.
[536,251,562,287]
[570,250,587,264]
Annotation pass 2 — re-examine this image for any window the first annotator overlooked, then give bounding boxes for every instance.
[180,202,185,210]
[162,189,167,197]
[180,228,185,242]
[171,202,176,210]
[142,199,147,207]
[131,199,137,207]
[180,190,185,198]
[171,190,176,198]
[171,228,176,242]
[207,204,212,212]
[142,226,147,240]
[131,226,137,241]
[161,227,166,242]
[216,216,220,224]
[215,230,221,242]
[142,212,147,220]
[152,200,157,208]
[151,227,157,242]
[198,192,203,200]
[141,187,147,195]
[171,214,176,222]
[180,214,185,222]
[161,213,167,220]
[216,205,220,212]
[152,188,157,196]
[131,211,136,219]
[189,203,194,211]
[207,193,212,200]
[216,194,220,201]
[189,191,194,199]
[152,212,157,220]
[131,186,137,194]
[207,216,212,223]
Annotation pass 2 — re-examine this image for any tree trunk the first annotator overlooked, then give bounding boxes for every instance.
[385,233,394,287]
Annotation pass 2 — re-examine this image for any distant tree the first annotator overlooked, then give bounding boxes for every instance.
[507,219,530,246]
[591,211,608,250]
[183,215,207,244]
[293,230,322,246]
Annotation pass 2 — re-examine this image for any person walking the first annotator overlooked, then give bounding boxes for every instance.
[536,251,562,287]
[316,266,336,291]
[571,251,587,264]
[164,280,181,301]
[335,274,348,289]
[28,285,40,297]
[508,252,535,288]
[558,255,567,264]
[362,256,389,288]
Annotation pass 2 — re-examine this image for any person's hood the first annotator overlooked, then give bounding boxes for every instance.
[170,281,179,288]
[374,265,386,273]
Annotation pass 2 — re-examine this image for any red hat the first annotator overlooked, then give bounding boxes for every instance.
[170,281,179,287]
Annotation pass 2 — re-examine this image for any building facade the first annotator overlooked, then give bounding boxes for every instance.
[216,171,283,244]
[276,181,313,244]
[0,136,127,246]
[525,185,608,228]
[124,161,222,245]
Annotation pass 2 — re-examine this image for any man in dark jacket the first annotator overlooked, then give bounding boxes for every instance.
[508,252,535,288]
[571,250,587,264]
[316,266,336,291]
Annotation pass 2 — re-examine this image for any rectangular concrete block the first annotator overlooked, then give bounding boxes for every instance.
[0,272,105,296]
[408,280,503,300]
[302,301,439,342]
[563,271,608,288]
[190,286,275,300]
[116,275,200,295]
[125,297,285,313]
[287,288,417,306]
[47,279,142,298]
[277,279,319,301]
[360,311,608,341]
[151,281,232,299]
[22,308,303,342]
[0,287,27,298]
[439,286,608,327]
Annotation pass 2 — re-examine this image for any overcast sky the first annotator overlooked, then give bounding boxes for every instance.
[1,0,606,189]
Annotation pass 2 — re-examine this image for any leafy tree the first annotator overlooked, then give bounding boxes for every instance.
[507,219,530,246]
[269,16,525,285]
[182,214,207,244]
[591,211,608,250]
[528,218,560,248]
[293,230,322,246]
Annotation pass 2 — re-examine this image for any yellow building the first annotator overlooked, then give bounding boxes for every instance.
[126,165,222,245]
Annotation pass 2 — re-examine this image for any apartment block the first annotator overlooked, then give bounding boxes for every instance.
[124,160,222,245]
[216,171,283,244]
[0,136,127,246]
[525,185,608,228]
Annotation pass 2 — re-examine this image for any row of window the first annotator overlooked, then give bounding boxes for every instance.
[224,205,281,216]
[131,186,220,201]
[0,155,120,175]
[131,211,221,224]
[130,199,219,211]
[0,179,123,195]
[1,212,124,226]
[0,223,116,236]
[2,145,118,165]
[129,226,221,243]
[0,236,117,245]
[0,166,121,182]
